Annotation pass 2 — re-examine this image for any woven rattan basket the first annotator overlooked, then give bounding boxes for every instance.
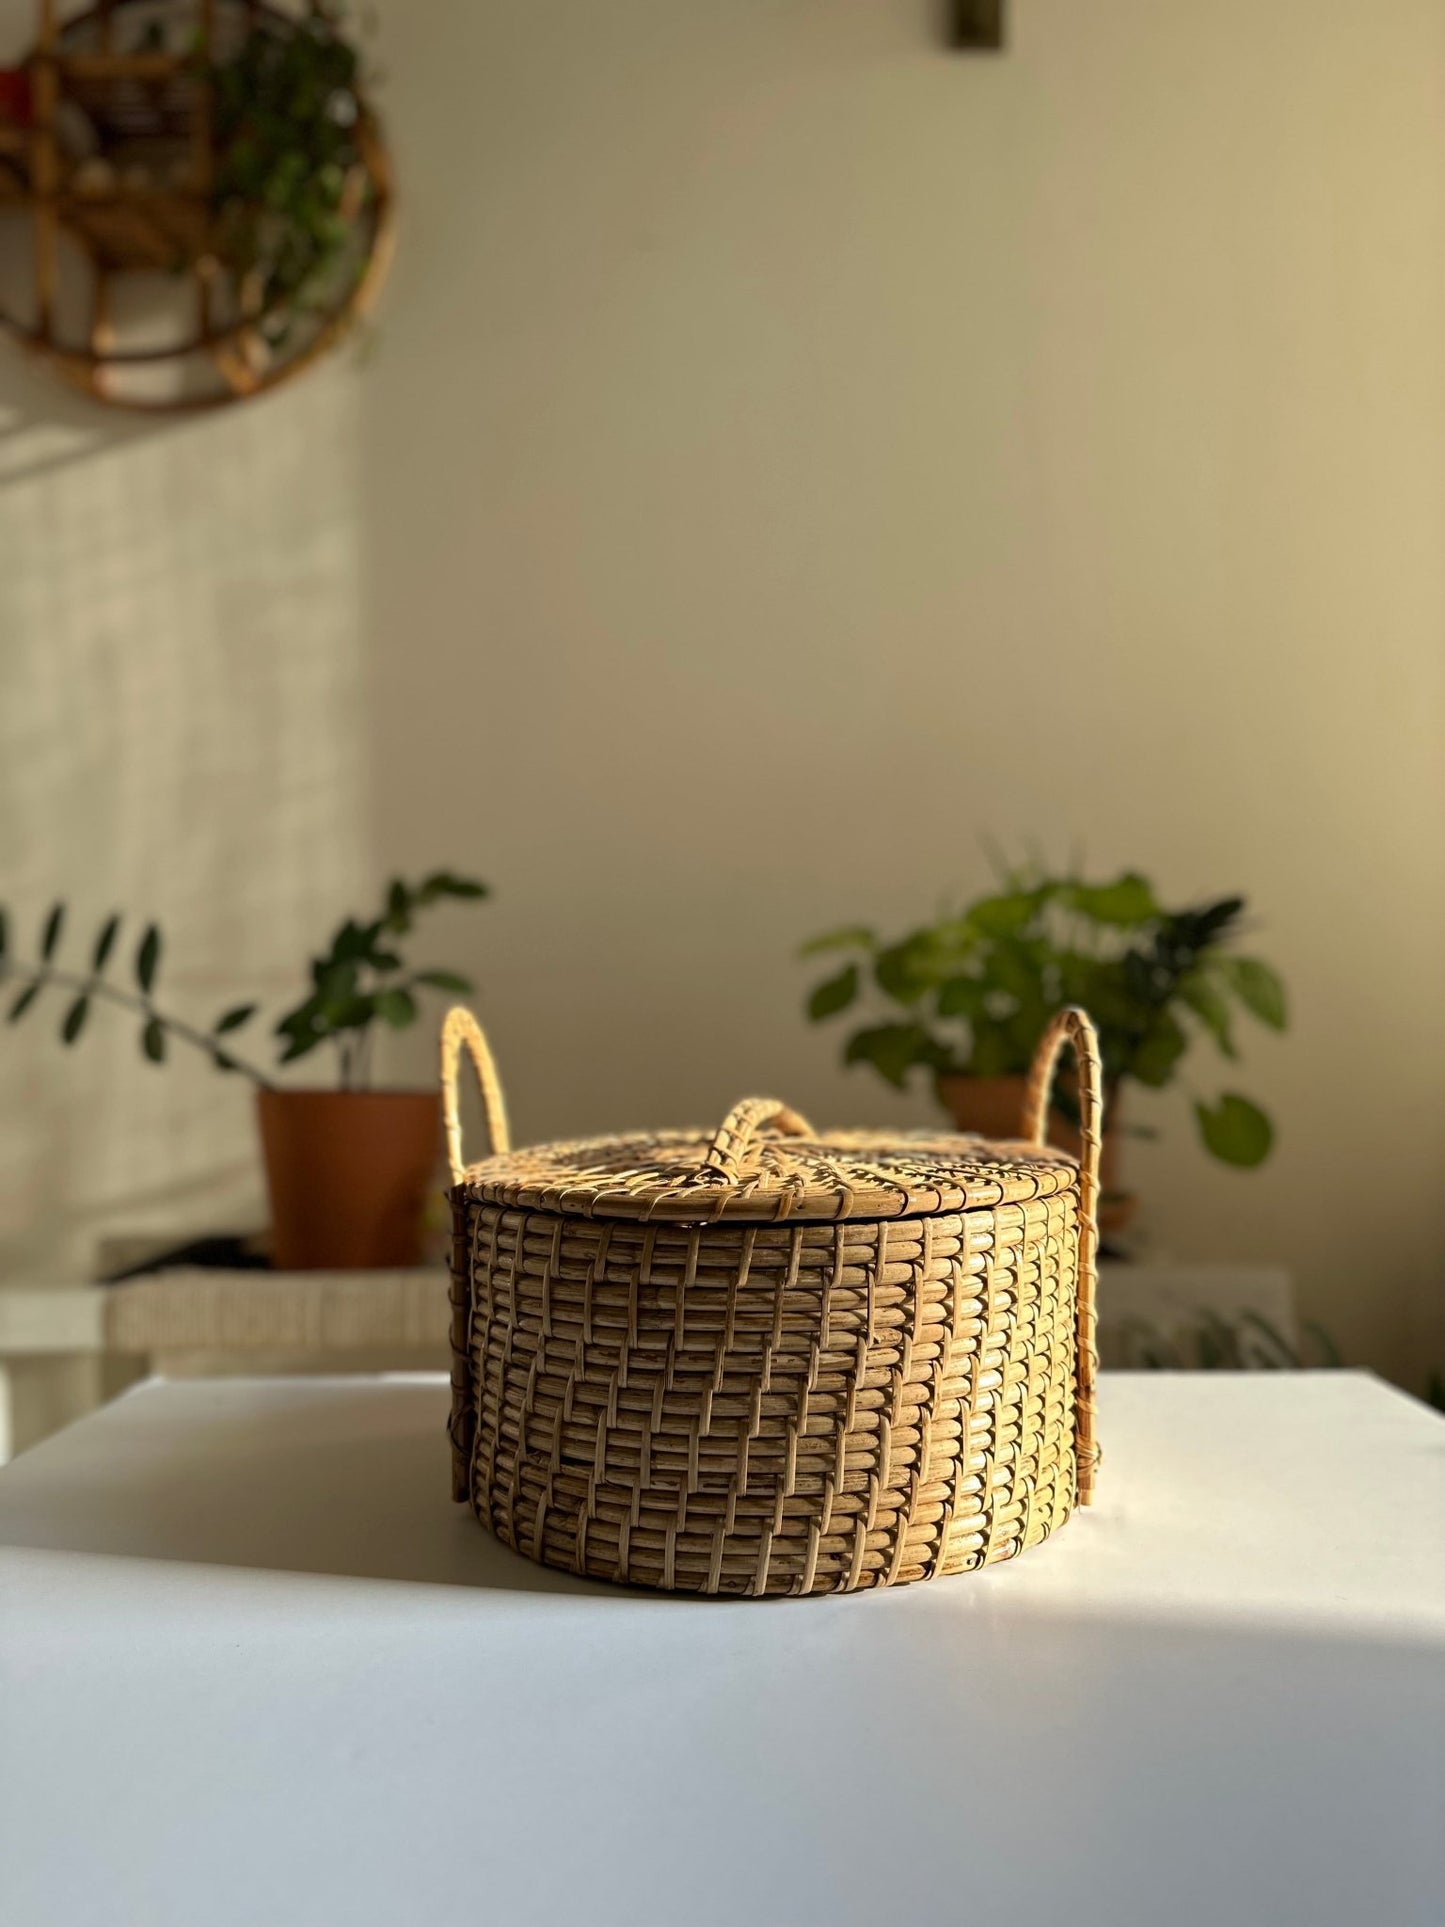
[441,1005,1102,1597]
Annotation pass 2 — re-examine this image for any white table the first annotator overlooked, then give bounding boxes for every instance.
[1,1373,1441,1927]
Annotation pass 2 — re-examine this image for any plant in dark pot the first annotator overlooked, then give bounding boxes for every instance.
[800,867,1287,1236]
[0,872,489,1269]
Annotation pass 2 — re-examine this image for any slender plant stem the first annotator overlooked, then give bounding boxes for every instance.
[0,961,275,1087]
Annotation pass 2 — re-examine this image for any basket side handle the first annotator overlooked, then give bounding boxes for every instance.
[1022,1006,1103,1505]
[699,1097,813,1182]
[440,1006,511,1184]
[440,1007,512,1507]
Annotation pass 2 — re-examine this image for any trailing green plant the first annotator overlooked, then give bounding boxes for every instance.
[1110,1309,1338,1371]
[800,865,1288,1168]
[0,872,488,1091]
[206,4,374,347]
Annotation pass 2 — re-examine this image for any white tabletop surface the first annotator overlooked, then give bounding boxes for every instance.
[1,1372,1441,1927]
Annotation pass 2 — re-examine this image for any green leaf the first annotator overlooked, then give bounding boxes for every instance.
[1069,960,1139,1032]
[843,1022,934,1089]
[383,880,412,934]
[8,982,41,1022]
[1178,972,1236,1058]
[873,942,920,1004]
[278,1032,322,1064]
[314,955,360,1002]
[136,925,162,994]
[213,1004,258,1034]
[965,889,1043,938]
[1129,1015,1189,1087]
[873,935,954,1005]
[417,872,489,904]
[1194,1093,1274,1167]
[413,969,474,994]
[41,902,65,960]
[92,914,121,972]
[798,925,875,959]
[327,994,378,1032]
[61,995,89,1043]
[276,996,325,1041]
[327,920,383,967]
[142,1017,167,1064]
[1064,873,1159,927]
[1224,957,1287,1031]
[375,987,417,1029]
[807,963,859,1022]
[936,973,988,1020]
[967,1021,1024,1076]
[987,937,1045,1005]
[1189,896,1247,947]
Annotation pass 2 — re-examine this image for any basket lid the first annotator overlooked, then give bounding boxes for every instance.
[454,1100,1079,1226]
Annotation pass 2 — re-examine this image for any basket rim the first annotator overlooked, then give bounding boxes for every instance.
[450,1125,1081,1226]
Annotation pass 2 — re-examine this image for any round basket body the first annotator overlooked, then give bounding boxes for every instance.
[446,1118,1093,1598]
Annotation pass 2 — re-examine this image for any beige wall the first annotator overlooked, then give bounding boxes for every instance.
[2,1,1443,1396]
[365,0,1445,1385]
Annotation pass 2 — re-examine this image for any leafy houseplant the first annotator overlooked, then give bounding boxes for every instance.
[1107,1308,1339,1373]
[1,872,489,1269]
[801,869,1288,1229]
[207,3,379,351]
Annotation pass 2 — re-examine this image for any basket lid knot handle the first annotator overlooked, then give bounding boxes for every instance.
[698,1097,814,1183]
[440,1007,512,1185]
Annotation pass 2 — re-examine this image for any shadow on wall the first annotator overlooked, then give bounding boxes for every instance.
[0,367,158,489]
[0,344,371,1284]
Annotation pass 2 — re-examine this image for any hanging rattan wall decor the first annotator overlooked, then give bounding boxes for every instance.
[0,0,393,411]
[441,1003,1102,1599]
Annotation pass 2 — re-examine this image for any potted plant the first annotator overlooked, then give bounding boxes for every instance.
[0,871,488,1269]
[800,867,1287,1233]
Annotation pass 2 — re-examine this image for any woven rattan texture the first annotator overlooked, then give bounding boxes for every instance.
[455,1127,1079,1226]
[449,1191,1081,1595]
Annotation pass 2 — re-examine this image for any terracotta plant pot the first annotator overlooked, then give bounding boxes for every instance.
[934,1072,1137,1237]
[256,1088,442,1270]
